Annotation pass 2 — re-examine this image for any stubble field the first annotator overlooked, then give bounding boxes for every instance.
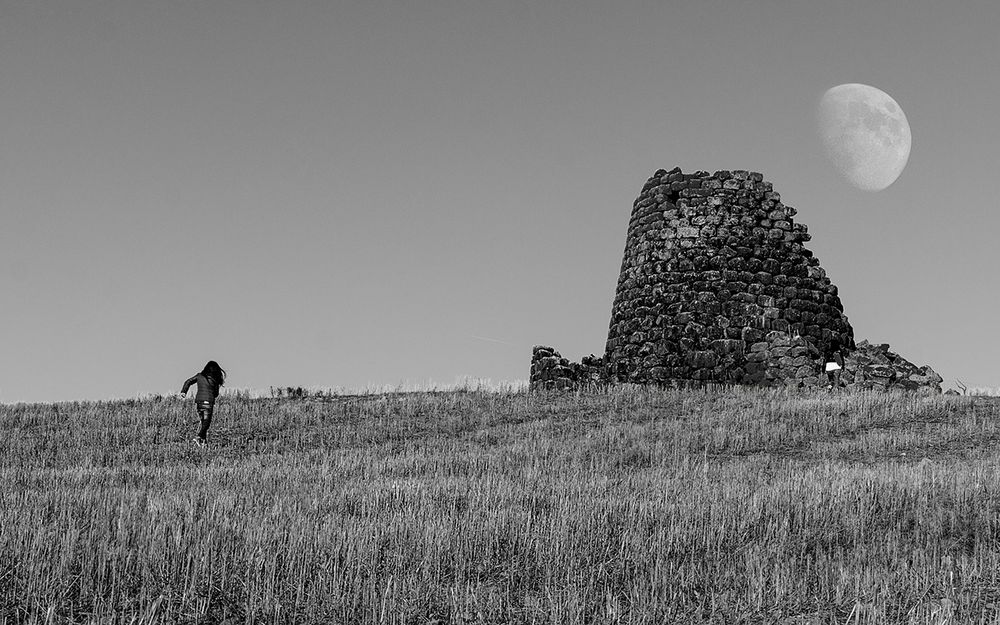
[2,386,1000,624]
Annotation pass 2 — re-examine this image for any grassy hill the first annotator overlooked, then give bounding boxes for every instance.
[2,387,999,624]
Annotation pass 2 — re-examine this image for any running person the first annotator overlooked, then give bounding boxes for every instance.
[180,361,226,445]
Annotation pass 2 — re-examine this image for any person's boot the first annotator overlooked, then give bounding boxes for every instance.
[198,419,211,442]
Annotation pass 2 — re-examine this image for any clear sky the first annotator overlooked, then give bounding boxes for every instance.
[3,0,998,403]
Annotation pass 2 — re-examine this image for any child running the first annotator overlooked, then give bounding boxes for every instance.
[179,360,226,446]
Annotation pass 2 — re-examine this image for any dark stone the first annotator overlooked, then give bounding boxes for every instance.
[533,168,938,394]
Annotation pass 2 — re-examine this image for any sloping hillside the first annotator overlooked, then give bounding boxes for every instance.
[2,388,998,623]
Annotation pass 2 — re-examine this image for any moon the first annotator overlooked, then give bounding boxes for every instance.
[817,83,911,191]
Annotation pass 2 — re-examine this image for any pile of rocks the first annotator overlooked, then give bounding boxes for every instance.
[840,340,943,393]
[530,346,607,390]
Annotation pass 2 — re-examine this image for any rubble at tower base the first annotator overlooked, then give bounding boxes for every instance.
[529,340,942,393]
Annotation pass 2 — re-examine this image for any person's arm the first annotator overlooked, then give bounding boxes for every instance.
[180,375,198,396]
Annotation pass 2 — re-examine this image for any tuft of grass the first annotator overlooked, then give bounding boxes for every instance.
[2,386,1000,623]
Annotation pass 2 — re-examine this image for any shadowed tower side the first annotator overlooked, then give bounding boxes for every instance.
[604,168,854,385]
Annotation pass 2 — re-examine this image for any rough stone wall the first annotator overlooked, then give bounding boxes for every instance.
[840,341,943,393]
[604,167,854,384]
[750,332,824,387]
[530,346,607,390]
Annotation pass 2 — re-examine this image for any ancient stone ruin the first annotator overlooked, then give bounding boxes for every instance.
[840,341,943,392]
[531,167,942,393]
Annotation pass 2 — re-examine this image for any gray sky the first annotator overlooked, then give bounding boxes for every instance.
[3,0,997,402]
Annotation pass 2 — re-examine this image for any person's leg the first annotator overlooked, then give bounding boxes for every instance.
[197,402,213,443]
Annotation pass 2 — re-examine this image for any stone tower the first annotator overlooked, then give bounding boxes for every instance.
[531,167,941,392]
[603,167,854,385]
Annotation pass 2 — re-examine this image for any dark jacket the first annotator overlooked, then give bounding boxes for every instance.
[182,373,220,404]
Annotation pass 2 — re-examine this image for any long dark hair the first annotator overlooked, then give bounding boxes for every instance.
[201,360,226,386]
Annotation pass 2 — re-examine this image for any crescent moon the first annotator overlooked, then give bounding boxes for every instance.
[817,84,911,191]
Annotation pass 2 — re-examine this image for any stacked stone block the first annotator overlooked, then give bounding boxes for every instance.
[747,332,824,387]
[603,167,854,385]
[530,346,607,390]
[840,341,943,393]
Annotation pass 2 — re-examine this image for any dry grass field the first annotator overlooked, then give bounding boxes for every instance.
[2,386,1000,624]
